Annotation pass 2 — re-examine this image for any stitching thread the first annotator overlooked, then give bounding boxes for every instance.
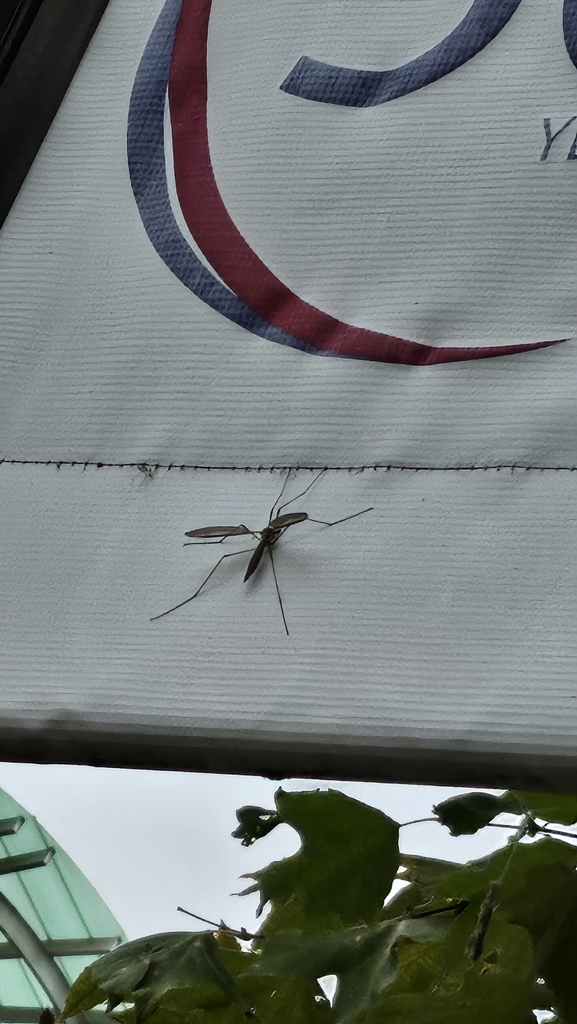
[0,460,576,473]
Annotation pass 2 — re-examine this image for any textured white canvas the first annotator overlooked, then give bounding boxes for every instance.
[0,0,575,786]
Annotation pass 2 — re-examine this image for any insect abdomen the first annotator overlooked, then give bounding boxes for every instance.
[244,537,268,581]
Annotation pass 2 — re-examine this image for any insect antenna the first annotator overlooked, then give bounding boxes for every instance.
[275,468,326,517]
[268,546,289,635]
[269,469,294,522]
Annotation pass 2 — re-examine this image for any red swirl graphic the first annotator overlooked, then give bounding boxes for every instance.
[168,0,563,365]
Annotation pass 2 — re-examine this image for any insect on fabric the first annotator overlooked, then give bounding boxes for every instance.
[150,470,373,633]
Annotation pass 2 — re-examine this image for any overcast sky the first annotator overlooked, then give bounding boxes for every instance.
[0,763,511,940]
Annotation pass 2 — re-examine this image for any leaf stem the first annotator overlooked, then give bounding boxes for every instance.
[176,906,258,941]
[400,817,437,827]
[485,822,577,840]
[401,817,577,840]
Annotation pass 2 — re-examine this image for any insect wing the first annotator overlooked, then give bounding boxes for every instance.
[269,512,308,530]
[184,525,251,538]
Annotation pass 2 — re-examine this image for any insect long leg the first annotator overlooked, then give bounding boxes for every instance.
[276,468,326,516]
[268,546,289,636]
[269,470,294,522]
[150,547,254,621]
[307,507,373,528]
[183,538,228,546]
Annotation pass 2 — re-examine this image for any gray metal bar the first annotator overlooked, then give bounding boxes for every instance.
[0,1007,49,1023]
[0,850,54,876]
[0,892,114,1024]
[0,937,121,959]
[0,1008,51,1023]
[0,817,25,837]
[0,890,69,1008]
[0,1011,112,1024]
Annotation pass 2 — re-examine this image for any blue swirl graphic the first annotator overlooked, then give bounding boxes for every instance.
[564,0,577,68]
[281,0,524,107]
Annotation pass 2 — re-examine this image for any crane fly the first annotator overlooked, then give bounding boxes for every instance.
[150,470,373,634]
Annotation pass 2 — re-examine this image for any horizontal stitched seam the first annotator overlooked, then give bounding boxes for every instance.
[1,460,576,473]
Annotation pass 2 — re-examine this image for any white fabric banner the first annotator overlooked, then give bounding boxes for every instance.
[0,0,575,786]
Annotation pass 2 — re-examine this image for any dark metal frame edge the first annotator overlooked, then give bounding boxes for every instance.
[0,0,111,229]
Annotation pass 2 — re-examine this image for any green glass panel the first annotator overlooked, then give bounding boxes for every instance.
[0,787,125,1012]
